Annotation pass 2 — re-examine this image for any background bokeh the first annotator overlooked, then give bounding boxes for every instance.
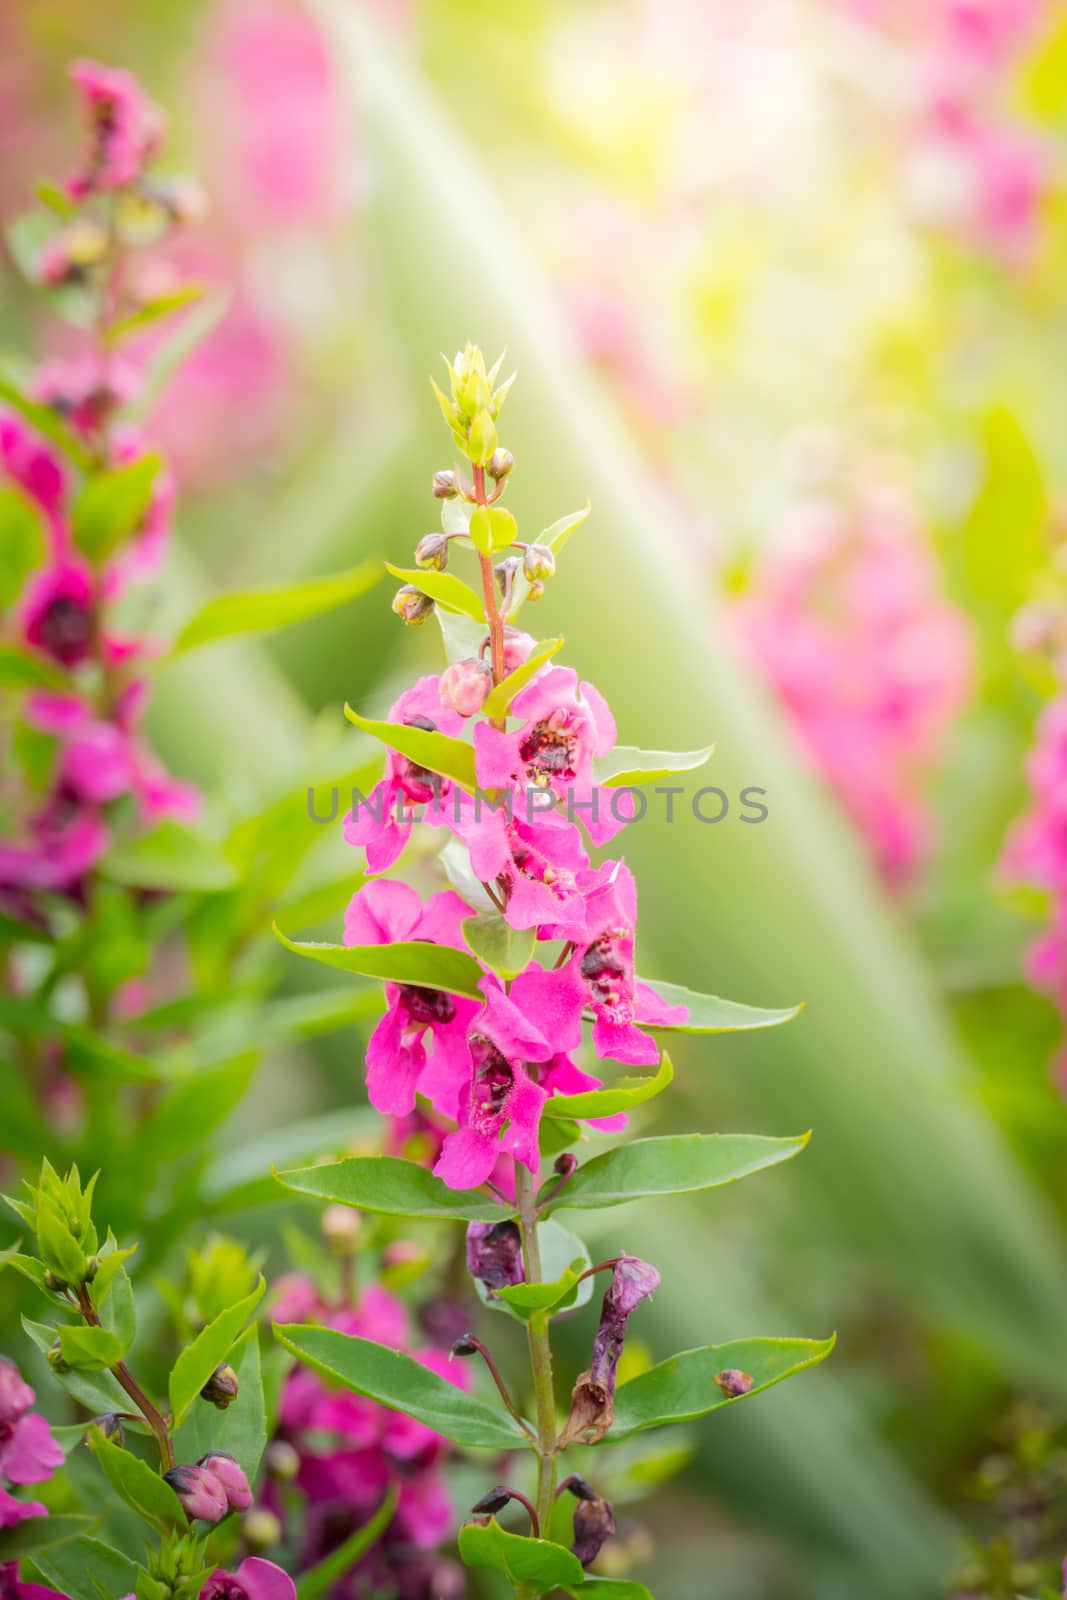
[4,2,1067,1596]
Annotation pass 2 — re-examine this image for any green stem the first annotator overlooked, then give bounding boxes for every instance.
[514,1167,557,1542]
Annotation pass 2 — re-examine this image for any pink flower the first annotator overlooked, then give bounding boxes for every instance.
[448,800,592,934]
[0,1565,72,1600]
[473,666,624,845]
[197,1453,252,1513]
[439,657,492,718]
[433,981,553,1189]
[32,354,138,441]
[20,560,95,668]
[343,677,465,872]
[0,414,67,543]
[200,1559,294,1600]
[513,862,688,1067]
[0,802,108,897]
[163,1463,229,1524]
[0,1359,64,1530]
[344,880,480,1116]
[66,60,164,197]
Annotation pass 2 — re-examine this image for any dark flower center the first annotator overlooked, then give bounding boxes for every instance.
[519,714,579,784]
[397,714,445,803]
[398,984,456,1027]
[579,930,630,1013]
[38,597,93,665]
[469,1035,514,1124]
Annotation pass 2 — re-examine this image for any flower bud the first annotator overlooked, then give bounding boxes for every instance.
[494,556,522,598]
[450,1335,480,1359]
[440,657,492,718]
[321,1204,362,1249]
[523,544,555,582]
[91,1413,125,1445]
[559,1474,596,1501]
[572,1495,616,1568]
[199,1364,239,1410]
[501,627,537,672]
[432,470,458,500]
[164,1463,229,1524]
[527,580,545,602]
[714,1367,753,1397]
[554,1153,578,1180]
[263,1440,300,1481]
[151,175,208,227]
[42,1271,67,1293]
[391,585,435,626]
[242,1508,283,1550]
[466,1220,525,1293]
[197,1452,253,1512]
[415,532,450,570]
[471,1486,514,1517]
[83,1255,99,1283]
[46,1341,69,1373]
[487,448,514,481]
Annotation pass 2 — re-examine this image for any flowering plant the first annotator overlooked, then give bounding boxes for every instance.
[272,342,835,1596]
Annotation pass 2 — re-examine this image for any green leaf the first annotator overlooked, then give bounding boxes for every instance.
[435,605,487,665]
[473,1218,593,1322]
[482,636,564,719]
[385,563,485,621]
[23,1537,137,1600]
[0,643,67,692]
[0,485,47,607]
[607,1334,836,1441]
[469,505,517,553]
[168,1276,266,1427]
[97,1266,137,1349]
[458,1519,583,1592]
[273,923,485,998]
[276,1155,506,1222]
[71,454,160,564]
[637,979,801,1033]
[273,1324,528,1450]
[296,1488,397,1600]
[106,282,206,343]
[594,744,715,787]
[21,1318,129,1414]
[342,704,477,791]
[542,1133,810,1213]
[89,1428,186,1533]
[543,1052,674,1121]
[462,912,535,980]
[58,1323,126,1370]
[961,406,1045,610]
[172,1323,266,1480]
[145,1055,257,1161]
[0,1517,96,1562]
[101,820,239,892]
[0,371,89,467]
[1,1249,48,1291]
[133,288,231,420]
[173,563,380,653]
[91,1243,138,1307]
[570,1581,654,1599]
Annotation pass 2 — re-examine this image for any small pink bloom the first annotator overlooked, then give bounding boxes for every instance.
[448,798,591,934]
[439,657,492,718]
[21,560,95,668]
[197,1453,252,1512]
[343,677,464,871]
[200,1558,295,1600]
[344,880,479,1117]
[163,1463,229,1524]
[0,1359,63,1531]
[66,60,164,197]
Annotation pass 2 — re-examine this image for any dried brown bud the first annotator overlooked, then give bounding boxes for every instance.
[471,1486,514,1516]
[554,1152,578,1179]
[90,1413,125,1445]
[560,1372,614,1447]
[572,1495,616,1567]
[714,1368,753,1397]
[199,1363,239,1410]
[450,1335,479,1358]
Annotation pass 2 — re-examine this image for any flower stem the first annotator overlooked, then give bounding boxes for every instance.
[76,1283,175,1470]
[473,464,507,698]
[514,1166,557,1544]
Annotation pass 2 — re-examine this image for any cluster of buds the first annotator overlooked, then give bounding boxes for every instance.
[5,1160,99,1289]
[164,1451,253,1525]
[135,1530,212,1600]
[429,343,515,468]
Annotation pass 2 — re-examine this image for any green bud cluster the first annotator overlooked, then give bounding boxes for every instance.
[430,343,516,467]
[135,1531,210,1600]
[4,1158,99,1286]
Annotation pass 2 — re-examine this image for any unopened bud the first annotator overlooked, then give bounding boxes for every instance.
[82,1256,99,1283]
[415,532,449,570]
[466,1220,524,1293]
[46,1341,69,1373]
[501,627,536,671]
[494,556,522,598]
[263,1440,300,1481]
[91,1413,125,1446]
[439,657,492,718]
[572,1495,616,1568]
[197,1451,253,1512]
[392,585,435,626]
[559,1474,596,1501]
[321,1204,361,1248]
[163,1463,228,1524]
[471,1486,514,1516]
[523,544,555,582]
[432,470,458,499]
[199,1364,239,1410]
[487,448,514,481]
[42,1271,67,1293]
[526,579,545,602]
[554,1153,578,1179]
[450,1335,479,1358]
[714,1368,753,1397]
[242,1508,282,1550]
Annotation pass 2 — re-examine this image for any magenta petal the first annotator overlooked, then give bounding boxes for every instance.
[509,966,585,1055]
[473,722,517,789]
[415,888,475,947]
[635,980,689,1027]
[591,1014,659,1067]
[344,877,423,946]
[233,1558,297,1600]
[433,1127,496,1190]
[4,1413,65,1485]
[497,1072,547,1172]
[364,1007,424,1116]
[0,1486,47,1529]
[579,679,617,755]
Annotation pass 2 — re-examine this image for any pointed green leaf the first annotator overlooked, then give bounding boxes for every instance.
[89,1428,186,1533]
[638,979,801,1033]
[570,1581,654,1599]
[168,1276,265,1427]
[385,563,486,621]
[543,1133,810,1214]
[462,912,535,980]
[22,1536,137,1600]
[276,1155,507,1222]
[172,1323,266,1480]
[435,605,486,665]
[273,924,485,998]
[458,1520,583,1592]
[173,562,380,653]
[478,1219,594,1323]
[543,1052,674,1121]
[343,704,477,790]
[482,637,564,720]
[21,1318,128,1414]
[510,504,590,614]
[296,1488,397,1600]
[594,744,715,787]
[101,820,239,892]
[58,1321,126,1371]
[467,504,517,552]
[274,1323,528,1450]
[106,282,206,343]
[0,644,66,692]
[606,1334,836,1441]
[0,1517,96,1562]
[72,454,161,565]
